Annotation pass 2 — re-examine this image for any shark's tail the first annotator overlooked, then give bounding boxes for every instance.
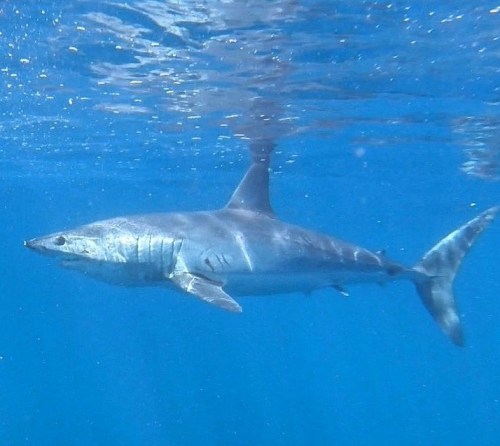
[412,206,498,346]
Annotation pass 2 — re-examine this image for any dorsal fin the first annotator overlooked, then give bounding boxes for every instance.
[225,141,275,217]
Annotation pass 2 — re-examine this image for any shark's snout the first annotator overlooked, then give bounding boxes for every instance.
[24,239,38,250]
[24,238,48,252]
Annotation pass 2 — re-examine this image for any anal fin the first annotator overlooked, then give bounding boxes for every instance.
[170,272,242,313]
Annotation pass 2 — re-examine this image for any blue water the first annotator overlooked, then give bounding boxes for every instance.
[1,1,499,444]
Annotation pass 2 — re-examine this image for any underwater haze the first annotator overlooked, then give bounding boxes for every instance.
[1,1,500,445]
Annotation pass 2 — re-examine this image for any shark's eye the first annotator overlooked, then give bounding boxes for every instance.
[55,236,66,246]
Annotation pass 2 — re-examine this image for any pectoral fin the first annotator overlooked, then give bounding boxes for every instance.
[170,272,242,313]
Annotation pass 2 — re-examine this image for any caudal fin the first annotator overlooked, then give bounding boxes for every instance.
[413,206,499,346]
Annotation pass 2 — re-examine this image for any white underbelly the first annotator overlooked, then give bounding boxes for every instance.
[221,270,386,296]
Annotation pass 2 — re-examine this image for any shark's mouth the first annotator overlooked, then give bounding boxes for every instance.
[60,256,86,268]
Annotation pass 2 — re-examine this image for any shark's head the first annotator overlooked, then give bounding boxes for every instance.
[25,217,173,285]
[24,218,147,279]
[25,224,114,265]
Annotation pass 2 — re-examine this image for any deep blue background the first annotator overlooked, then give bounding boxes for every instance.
[1,1,499,445]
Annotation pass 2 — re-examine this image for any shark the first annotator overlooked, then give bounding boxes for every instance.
[25,145,498,346]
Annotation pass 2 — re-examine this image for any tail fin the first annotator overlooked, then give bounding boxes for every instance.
[413,206,499,346]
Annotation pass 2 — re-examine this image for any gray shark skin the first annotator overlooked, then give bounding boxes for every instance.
[25,148,498,346]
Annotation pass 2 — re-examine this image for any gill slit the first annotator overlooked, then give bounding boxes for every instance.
[135,236,140,263]
[148,233,152,264]
[160,238,164,273]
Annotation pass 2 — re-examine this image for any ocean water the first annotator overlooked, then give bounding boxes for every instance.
[1,1,499,444]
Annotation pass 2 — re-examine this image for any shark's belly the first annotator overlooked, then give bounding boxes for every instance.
[223,272,332,296]
[221,268,395,296]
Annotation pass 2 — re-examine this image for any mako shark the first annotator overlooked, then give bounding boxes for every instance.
[25,148,498,346]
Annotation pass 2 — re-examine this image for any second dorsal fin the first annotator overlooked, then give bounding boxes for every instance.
[225,141,275,217]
